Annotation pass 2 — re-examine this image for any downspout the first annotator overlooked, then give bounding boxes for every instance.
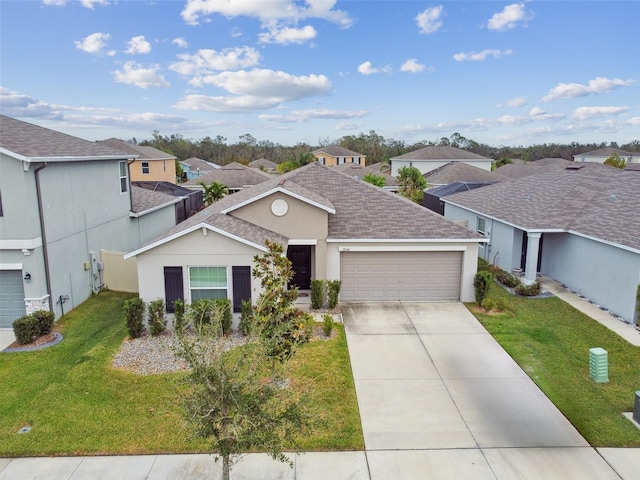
[34,162,53,312]
[127,159,135,213]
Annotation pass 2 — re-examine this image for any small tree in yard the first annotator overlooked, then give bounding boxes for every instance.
[175,309,310,480]
[363,172,386,188]
[474,271,493,305]
[397,166,427,204]
[252,240,312,376]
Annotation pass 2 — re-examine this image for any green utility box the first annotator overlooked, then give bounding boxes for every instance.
[589,347,609,383]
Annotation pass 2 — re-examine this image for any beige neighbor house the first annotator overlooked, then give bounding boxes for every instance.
[312,145,367,166]
[391,146,493,176]
[125,163,485,313]
[98,138,177,184]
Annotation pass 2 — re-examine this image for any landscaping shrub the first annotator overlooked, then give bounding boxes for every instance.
[32,310,55,336]
[327,280,341,309]
[322,313,334,337]
[189,299,215,328]
[474,271,493,305]
[13,315,37,345]
[239,299,254,336]
[310,279,326,309]
[481,297,496,312]
[123,297,145,339]
[495,269,521,288]
[515,280,542,297]
[495,297,509,312]
[148,298,166,336]
[214,298,232,335]
[173,299,185,335]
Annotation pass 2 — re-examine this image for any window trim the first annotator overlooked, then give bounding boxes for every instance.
[119,161,129,194]
[188,266,228,302]
[141,161,150,174]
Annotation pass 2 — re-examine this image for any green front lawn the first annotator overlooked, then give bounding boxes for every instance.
[470,267,640,447]
[0,291,363,456]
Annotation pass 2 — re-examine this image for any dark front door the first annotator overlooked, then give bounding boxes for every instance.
[232,266,252,313]
[163,266,183,313]
[287,245,312,289]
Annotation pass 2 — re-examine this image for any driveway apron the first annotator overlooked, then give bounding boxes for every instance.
[343,302,621,480]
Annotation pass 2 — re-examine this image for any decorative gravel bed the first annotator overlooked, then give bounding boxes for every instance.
[112,326,337,376]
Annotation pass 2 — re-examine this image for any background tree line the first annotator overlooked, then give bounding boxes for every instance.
[133,130,639,167]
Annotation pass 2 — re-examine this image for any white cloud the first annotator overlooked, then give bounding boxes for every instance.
[42,0,67,5]
[258,24,317,44]
[487,3,532,31]
[260,108,368,123]
[543,77,636,102]
[357,61,391,75]
[572,106,629,120]
[502,96,527,107]
[172,37,188,48]
[335,121,362,131]
[43,0,110,7]
[453,49,512,62]
[400,59,427,73]
[74,32,111,54]
[196,69,331,99]
[169,47,260,76]
[181,0,353,28]
[113,62,170,89]
[415,5,443,34]
[0,87,58,117]
[529,106,546,116]
[628,117,640,126]
[175,68,331,113]
[125,35,151,55]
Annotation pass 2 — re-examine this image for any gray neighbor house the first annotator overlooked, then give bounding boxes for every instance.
[443,162,640,325]
[0,115,178,330]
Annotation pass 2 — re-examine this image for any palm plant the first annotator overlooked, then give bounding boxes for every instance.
[200,181,228,205]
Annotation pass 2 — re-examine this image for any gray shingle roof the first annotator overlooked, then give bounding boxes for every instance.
[392,146,491,161]
[181,157,220,171]
[424,162,505,184]
[573,147,632,158]
[0,115,132,160]
[98,138,176,160]
[330,162,398,187]
[130,163,482,256]
[312,145,366,158]
[444,162,640,250]
[183,162,272,188]
[130,186,179,214]
[249,158,278,169]
[494,160,571,179]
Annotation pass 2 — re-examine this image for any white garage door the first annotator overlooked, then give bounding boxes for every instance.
[0,270,27,328]
[340,251,462,302]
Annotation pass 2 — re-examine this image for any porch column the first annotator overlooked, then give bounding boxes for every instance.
[523,232,541,284]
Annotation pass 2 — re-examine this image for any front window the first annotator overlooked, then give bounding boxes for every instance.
[119,161,129,193]
[477,217,486,235]
[189,266,228,301]
[141,161,150,174]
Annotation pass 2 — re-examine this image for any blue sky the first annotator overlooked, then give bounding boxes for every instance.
[1,0,638,147]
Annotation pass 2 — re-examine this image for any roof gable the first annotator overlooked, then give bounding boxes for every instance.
[312,145,366,158]
[425,162,504,184]
[98,139,176,161]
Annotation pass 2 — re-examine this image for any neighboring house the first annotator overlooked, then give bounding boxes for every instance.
[180,157,220,180]
[391,146,493,176]
[424,162,505,188]
[494,158,572,180]
[98,138,177,184]
[132,181,204,222]
[249,158,278,173]
[443,162,640,324]
[0,116,178,328]
[330,162,398,190]
[182,161,272,193]
[312,145,367,166]
[573,147,640,164]
[125,163,485,313]
[424,182,497,216]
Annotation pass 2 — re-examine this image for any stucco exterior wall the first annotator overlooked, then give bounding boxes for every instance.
[0,154,41,240]
[543,233,640,323]
[136,228,263,306]
[130,159,176,183]
[326,240,479,302]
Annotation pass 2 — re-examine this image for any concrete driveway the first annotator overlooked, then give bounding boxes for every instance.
[343,302,621,479]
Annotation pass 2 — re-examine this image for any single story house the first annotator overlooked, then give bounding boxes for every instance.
[180,157,220,180]
[573,147,640,165]
[424,162,505,189]
[312,145,367,166]
[125,163,485,312]
[249,158,278,173]
[443,162,640,325]
[182,162,273,194]
[330,162,398,191]
[391,146,493,176]
[494,158,573,180]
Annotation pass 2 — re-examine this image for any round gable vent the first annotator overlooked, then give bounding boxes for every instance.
[271,199,288,216]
